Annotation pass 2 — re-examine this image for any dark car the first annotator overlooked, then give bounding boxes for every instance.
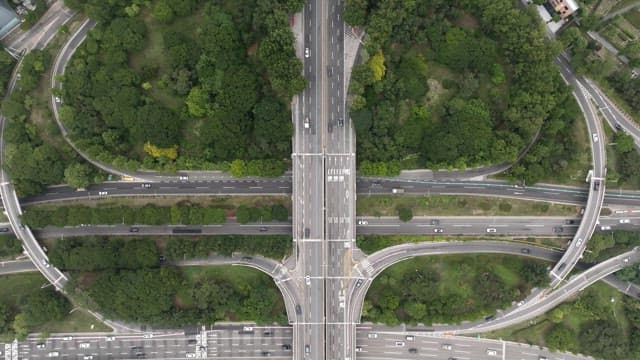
[242,256,253,261]
[484,315,495,321]
[565,219,575,225]
[593,181,600,191]
[430,219,440,225]
[262,351,271,356]
[187,339,197,345]
[520,248,530,254]
[327,66,333,77]
[355,279,364,288]
[130,227,140,233]
[553,226,563,233]
[259,227,268,232]
[282,344,291,351]
[0,228,8,232]
[408,348,418,354]
[159,256,167,263]
[263,330,272,336]
[337,118,344,127]
[615,123,622,130]
[295,305,302,315]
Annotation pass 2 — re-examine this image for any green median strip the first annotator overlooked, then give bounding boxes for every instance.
[357,195,580,218]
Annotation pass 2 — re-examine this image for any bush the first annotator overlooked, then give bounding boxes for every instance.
[397,207,413,222]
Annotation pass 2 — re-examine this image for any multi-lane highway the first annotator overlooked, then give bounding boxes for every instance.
[17,215,640,238]
[22,178,640,208]
[2,325,589,360]
[291,1,326,359]
[354,328,592,360]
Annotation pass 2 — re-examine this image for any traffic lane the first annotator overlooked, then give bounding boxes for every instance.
[24,333,191,360]
[0,259,37,274]
[33,223,293,238]
[355,329,591,360]
[24,178,640,207]
[211,326,293,358]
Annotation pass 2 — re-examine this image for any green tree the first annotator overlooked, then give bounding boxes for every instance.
[12,313,28,340]
[546,324,576,351]
[397,207,413,222]
[64,163,92,189]
[186,86,209,117]
[23,288,71,326]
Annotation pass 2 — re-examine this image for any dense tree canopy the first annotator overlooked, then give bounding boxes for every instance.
[61,0,304,174]
[346,0,573,178]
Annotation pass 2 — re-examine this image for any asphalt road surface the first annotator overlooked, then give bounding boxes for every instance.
[23,178,640,209]
[545,54,607,288]
[354,328,592,360]
[23,215,640,238]
[2,325,589,360]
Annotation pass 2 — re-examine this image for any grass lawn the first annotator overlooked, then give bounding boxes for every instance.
[356,195,579,217]
[624,9,640,29]
[487,282,627,348]
[0,274,112,340]
[35,309,112,335]
[609,0,639,14]
[365,254,549,325]
[28,195,291,211]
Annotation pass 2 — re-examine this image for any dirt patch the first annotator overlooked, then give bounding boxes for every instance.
[425,78,444,106]
[455,12,479,30]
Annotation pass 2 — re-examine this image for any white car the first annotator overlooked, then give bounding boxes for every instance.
[487,349,498,356]
[79,343,90,349]
[83,356,93,360]
[441,344,452,350]
[575,238,583,247]
[305,48,310,58]
[98,191,108,196]
[186,353,196,359]
[486,228,497,233]
[143,333,153,339]
[305,275,311,285]
[592,133,599,142]
[243,326,254,332]
[47,352,59,358]
[37,343,46,349]
[54,96,61,103]
[355,346,363,352]
[433,228,444,233]
[62,336,73,341]
[367,333,378,339]
[601,225,611,231]
[405,335,414,341]
[357,219,368,225]
[41,259,50,268]
[395,341,405,347]
[620,219,631,224]
[105,336,115,341]
[179,175,189,181]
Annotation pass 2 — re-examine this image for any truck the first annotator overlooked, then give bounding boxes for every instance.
[391,188,404,194]
[304,117,310,129]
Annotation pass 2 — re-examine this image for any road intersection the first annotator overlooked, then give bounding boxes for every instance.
[0,1,638,360]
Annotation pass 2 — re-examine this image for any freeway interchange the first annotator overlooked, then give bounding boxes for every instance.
[1,1,640,360]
